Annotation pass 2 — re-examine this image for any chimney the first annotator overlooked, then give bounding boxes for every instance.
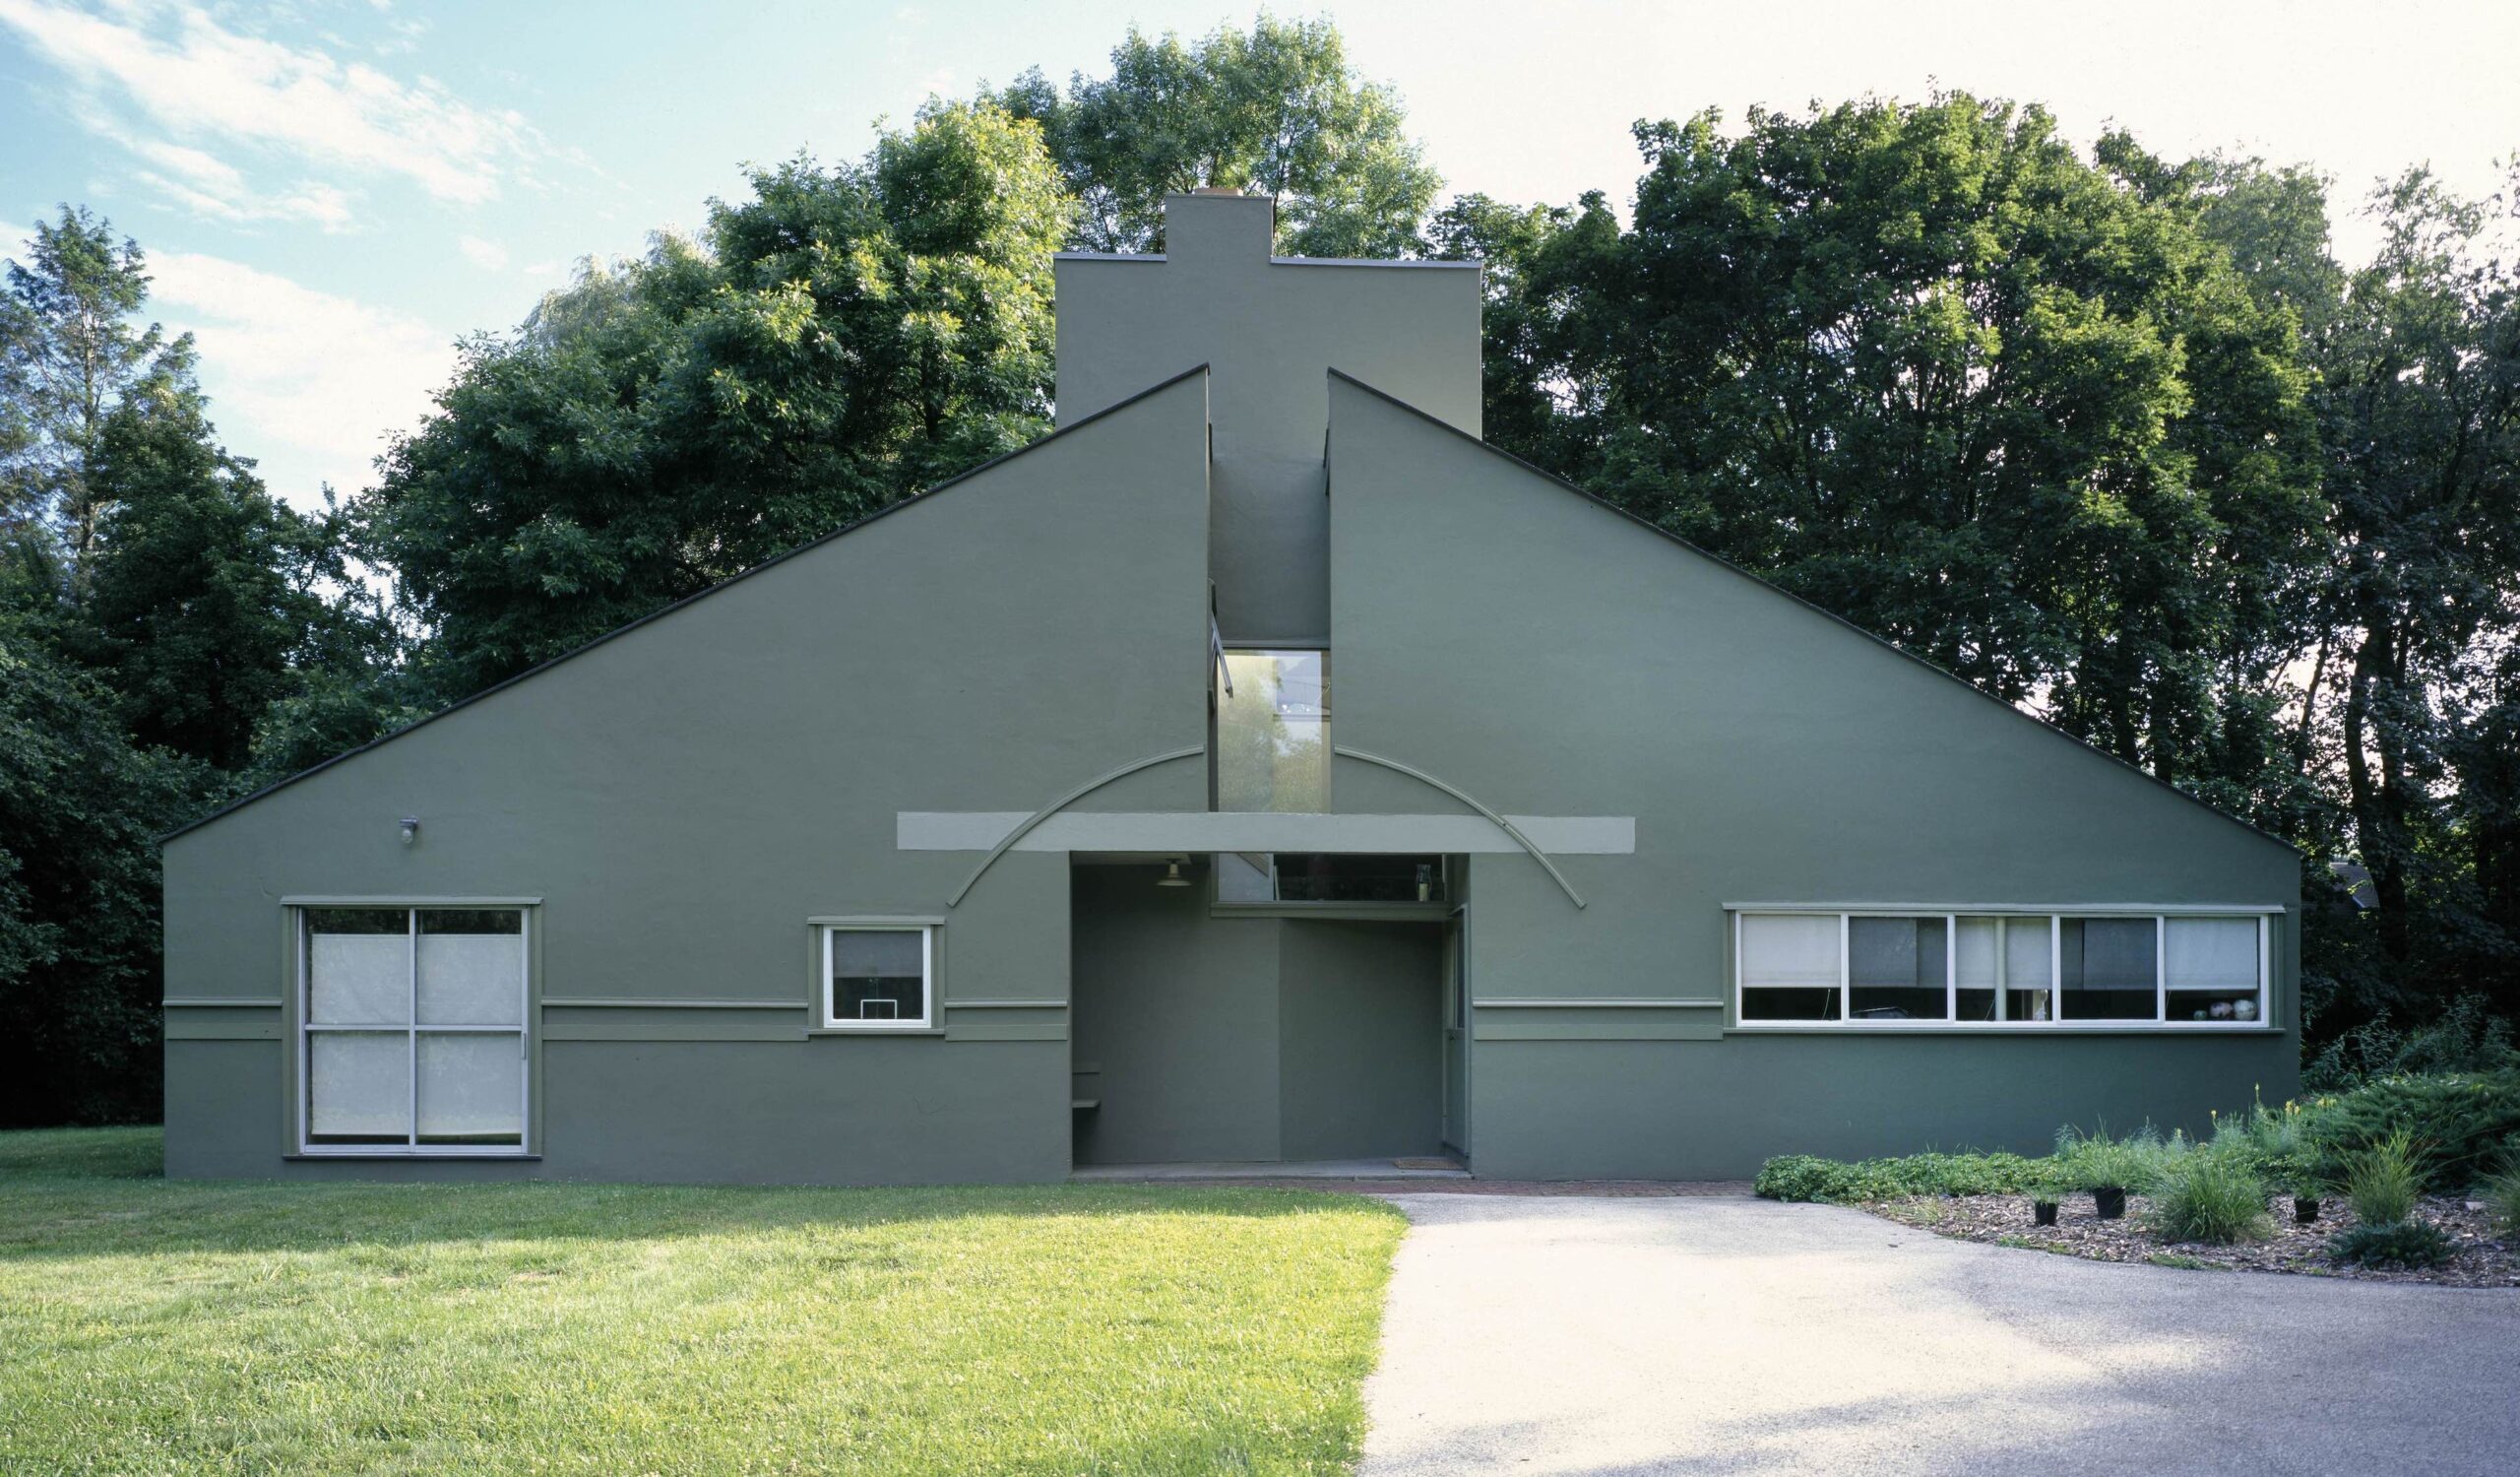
[1164,190,1275,265]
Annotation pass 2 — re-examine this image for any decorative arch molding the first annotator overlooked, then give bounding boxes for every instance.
[944,744,1589,911]
[1333,746,1586,909]
[946,746,1203,907]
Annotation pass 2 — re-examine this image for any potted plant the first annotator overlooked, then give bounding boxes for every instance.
[2027,1162,2062,1226]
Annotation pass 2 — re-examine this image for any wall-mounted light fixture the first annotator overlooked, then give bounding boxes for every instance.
[399,816,421,846]
[1156,860,1190,888]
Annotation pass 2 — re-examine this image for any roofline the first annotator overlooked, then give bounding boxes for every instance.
[1050,250,1478,270]
[1324,367,2304,859]
[162,363,1214,844]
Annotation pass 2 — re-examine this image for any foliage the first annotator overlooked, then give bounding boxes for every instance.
[1753,1150,2051,1203]
[2479,1150,2520,1236]
[2326,1218,2453,1269]
[0,1127,1406,1475]
[2217,1091,2317,1191]
[994,16,1440,257]
[2338,1128,2425,1226]
[2148,1144,2273,1244]
[2302,995,2520,1091]
[2297,1072,2520,1192]
[2052,1124,2180,1192]
[0,206,192,557]
[0,619,207,1125]
[355,100,1071,703]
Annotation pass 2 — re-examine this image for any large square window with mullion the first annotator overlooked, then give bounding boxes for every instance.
[301,907,527,1153]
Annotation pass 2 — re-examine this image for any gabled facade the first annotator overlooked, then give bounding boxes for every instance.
[161,192,2299,1184]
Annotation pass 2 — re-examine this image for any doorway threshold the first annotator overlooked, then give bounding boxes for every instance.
[1072,1157,1470,1182]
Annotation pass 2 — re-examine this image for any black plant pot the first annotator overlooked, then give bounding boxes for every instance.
[2294,1196,2320,1225]
[2093,1187,2127,1220]
[2033,1200,2059,1227]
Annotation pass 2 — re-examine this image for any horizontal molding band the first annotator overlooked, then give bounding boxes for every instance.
[1477,1022,1723,1042]
[163,997,283,1009]
[168,1019,283,1041]
[1474,997,1723,1009]
[944,998,1070,1010]
[1723,902,2288,915]
[1726,1025,2288,1038]
[540,998,802,1011]
[545,1024,803,1042]
[944,1024,1068,1042]
[901,810,1635,856]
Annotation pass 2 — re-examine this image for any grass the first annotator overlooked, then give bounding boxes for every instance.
[0,1127,1407,1476]
[2147,1147,2272,1245]
[2341,1129,2425,1226]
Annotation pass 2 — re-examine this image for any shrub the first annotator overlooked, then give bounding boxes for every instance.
[2149,1147,2272,1244]
[2053,1124,2178,1192]
[2302,995,2520,1091]
[2327,1219,2453,1269]
[2480,1149,2520,1238]
[2297,1071,2520,1192]
[1752,1150,2049,1203]
[2340,1129,2424,1226]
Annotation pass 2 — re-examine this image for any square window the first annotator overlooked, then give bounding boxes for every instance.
[822,926,933,1029]
[1738,914,1842,1022]
[2059,917,2159,1021]
[1849,917,1949,1020]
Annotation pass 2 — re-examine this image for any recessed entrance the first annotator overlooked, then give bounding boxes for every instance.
[1069,861,1447,1169]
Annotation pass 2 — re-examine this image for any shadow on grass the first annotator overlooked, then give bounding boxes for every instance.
[0,1126,1395,1263]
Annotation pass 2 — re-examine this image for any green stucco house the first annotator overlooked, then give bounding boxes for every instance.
[159,191,2300,1183]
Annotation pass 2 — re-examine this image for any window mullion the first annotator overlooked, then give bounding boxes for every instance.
[1838,914,1851,1022]
[2154,916,2167,1025]
[407,909,419,1148]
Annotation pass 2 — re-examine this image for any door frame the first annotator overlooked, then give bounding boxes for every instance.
[1440,905,1470,1156]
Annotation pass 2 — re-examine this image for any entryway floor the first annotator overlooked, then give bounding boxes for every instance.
[1070,1158,1471,1182]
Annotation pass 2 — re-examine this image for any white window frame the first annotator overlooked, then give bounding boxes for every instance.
[813,919,938,1031]
[1731,907,2275,1031]
[293,901,533,1158]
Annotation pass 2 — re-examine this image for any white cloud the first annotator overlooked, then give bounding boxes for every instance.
[456,233,507,271]
[0,0,543,206]
[126,135,358,230]
[146,250,455,500]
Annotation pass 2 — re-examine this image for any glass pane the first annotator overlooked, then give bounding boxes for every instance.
[417,1033,524,1144]
[1217,650,1329,811]
[1743,988,1841,1021]
[2166,917,2258,992]
[831,930,926,1024]
[416,912,524,1026]
[308,1032,410,1143]
[2060,918,2158,1020]
[1739,915,1839,989]
[307,910,409,1026]
[2003,917,2053,988]
[1850,917,1948,1020]
[1955,916,1999,1020]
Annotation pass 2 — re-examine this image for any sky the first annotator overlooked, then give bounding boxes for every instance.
[4,0,2517,512]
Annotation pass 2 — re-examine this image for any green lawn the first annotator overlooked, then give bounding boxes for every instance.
[0,1128,1406,1475]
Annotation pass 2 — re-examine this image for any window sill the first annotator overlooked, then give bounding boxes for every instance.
[286,1152,540,1162]
[1725,1024,2285,1037]
[806,1025,947,1038]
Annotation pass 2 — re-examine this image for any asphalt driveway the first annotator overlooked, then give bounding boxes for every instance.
[1360,1193,2520,1476]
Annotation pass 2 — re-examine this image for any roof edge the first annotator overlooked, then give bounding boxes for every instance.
[1324,367,2303,859]
[163,363,1215,844]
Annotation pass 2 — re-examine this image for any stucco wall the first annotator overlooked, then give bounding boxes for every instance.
[1326,373,2301,1179]
[161,371,1215,1183]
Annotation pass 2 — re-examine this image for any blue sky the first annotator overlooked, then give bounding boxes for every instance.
[4,0,2516,511]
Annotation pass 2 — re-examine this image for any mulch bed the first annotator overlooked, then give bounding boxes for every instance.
[1865,1192,2520,1287]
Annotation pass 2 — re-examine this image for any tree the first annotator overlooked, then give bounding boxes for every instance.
[994,16,1440,256]
[0,207,191,561]
[1486,98,2325,801]
[2301,169,2520,980]
[0,614,204,1125]
[356,100,1071,701]
[76,379,361,772]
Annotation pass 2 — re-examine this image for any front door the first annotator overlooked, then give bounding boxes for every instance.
[1441,911,1469,1155]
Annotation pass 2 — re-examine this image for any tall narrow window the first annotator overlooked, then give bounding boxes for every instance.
[1216,649,1328,811]
[301,906,527,1154]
